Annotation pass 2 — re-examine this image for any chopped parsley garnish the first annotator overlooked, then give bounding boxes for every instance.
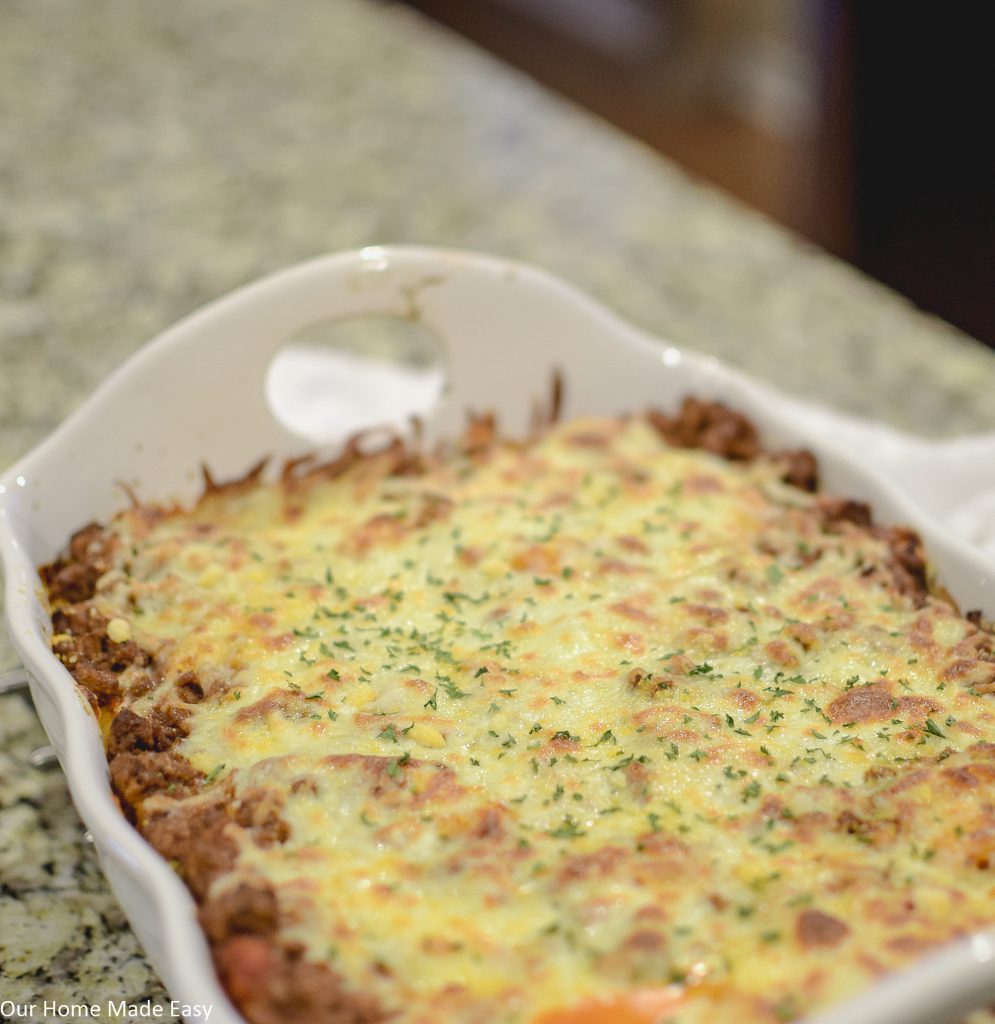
[549,816,586,839]
[441,679,469,699]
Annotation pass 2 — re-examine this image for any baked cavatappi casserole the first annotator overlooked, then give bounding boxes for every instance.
[41,399,995,1024]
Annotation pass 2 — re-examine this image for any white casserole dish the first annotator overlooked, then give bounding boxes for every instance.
[2,245,994,1024]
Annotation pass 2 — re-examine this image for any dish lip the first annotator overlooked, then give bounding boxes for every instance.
[1,243,994,1024]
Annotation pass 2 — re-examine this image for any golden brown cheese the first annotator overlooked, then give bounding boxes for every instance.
[55,415,995,1024]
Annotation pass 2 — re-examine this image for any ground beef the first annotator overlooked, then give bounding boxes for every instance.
[141,785,292,898]
[43,561,102,604]
[175,671,205,704]
[109,751,203,818]
[777,448,819,492]
[648,398,819,491]
[214,937,385,1024]
[819,497,874,529]
[50,603,150,707]
[966,610,995,635]
[817,497,929,607]
[72,661,123,705]
[41,523,112,603]
[233,788,291,846]
[143,799,238,900]
[199,881,280,944]
[106,707,189,758]
[878,525,929,606]
[649,398,762,461]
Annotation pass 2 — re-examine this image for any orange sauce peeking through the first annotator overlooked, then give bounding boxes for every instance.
[534,987,689,1024]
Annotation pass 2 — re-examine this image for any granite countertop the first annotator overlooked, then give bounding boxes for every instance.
[3,0,995,1019]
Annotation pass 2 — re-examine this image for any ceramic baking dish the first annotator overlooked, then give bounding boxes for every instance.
[2,246,994,1024]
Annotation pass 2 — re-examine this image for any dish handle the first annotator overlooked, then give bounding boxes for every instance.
[6,245,675,533]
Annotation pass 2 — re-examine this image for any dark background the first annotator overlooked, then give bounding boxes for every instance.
[400,0,995,347]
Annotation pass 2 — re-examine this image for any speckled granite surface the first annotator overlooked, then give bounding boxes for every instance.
[2,0,995,1017]
[0,695,174,1017]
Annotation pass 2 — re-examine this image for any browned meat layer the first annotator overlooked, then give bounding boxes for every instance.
[175,671,205,704]
[144,794,382,1024]
[200,880,280,943]
[648,397,818,492]
[215,937,384,1024]
[201,879,385,1023]
[40,523,382,1024]
[817,497,930,607]
[778,448,818,492]
[819,497,873,529]
[109,751,203,820]
[45,534,152,710]
[143,796,238,899]
[104,705,200,821]
[879,525,929,607]
[649,398,762,461]
[107,706,190,758]
[40,523,112,603]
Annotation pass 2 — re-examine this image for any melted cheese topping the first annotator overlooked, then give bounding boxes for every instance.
[90,417,995,1024]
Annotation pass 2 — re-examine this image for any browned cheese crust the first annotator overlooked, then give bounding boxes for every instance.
[40,398,995,1024]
